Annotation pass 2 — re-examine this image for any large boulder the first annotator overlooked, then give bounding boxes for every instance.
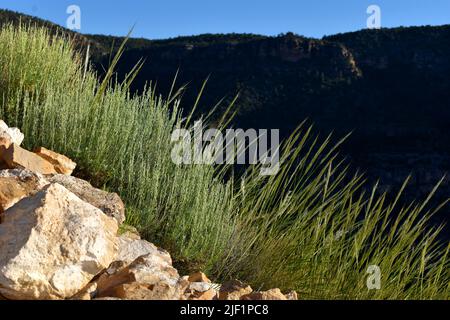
[0,143,57,174]
[0,183,118,300]
[47,174,125,224]
[34,147,76,175]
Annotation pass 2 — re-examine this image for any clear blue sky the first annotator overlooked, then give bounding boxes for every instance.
[1,0,449,39]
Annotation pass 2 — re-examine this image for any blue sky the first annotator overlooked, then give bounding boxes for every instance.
[1,0,449,39]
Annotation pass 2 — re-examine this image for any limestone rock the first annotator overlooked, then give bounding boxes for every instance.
[1,143,57,174]
[0,168,49,187]
[96,253,187,300]
[189,282,215,292]
[0,183,118,300]
[104,282,187,300]
[185,282,218,300]
[0,120,24,147]
[34,147,76,175]
[46,174,125,224]
[218,280,253,300]
[241,288,288,300]
[0,169,48,214]
[116,234,171,266]
[186,288,217,300]
[188,271,211,283]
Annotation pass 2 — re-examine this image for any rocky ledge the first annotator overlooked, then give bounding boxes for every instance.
[0,120,297,300]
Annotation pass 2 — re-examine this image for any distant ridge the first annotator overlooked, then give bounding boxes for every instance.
[1,8,450,236]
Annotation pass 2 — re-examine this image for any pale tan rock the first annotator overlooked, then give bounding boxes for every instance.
[188,288,217,300]
[184,281,219,300]
[0,177,28,215]
[0,120,7,131]
[1,143,57,174]
[0,169,48,214]
[97,253,187,300]
[241,288,288,300]
[0,120,24,146]
[106,282,186,300]
[218,280,253,300]
[47,174,125,224]
[189,281,219,292]
[188,271,211,283]
[0,183,118,300]
[116,234,171,266]
[34,147,76,175]
[71,282,98,300]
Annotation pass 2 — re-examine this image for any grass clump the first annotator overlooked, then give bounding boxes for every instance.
[0,24,448,299]
[0,24,235,271]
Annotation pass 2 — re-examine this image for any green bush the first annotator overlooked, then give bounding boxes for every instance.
[0,24,448,299]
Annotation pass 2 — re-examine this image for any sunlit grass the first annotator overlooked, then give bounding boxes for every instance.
[0,24,448,299]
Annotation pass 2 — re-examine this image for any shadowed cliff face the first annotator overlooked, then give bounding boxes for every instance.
[1,9,449,237]
[95,27,450,238]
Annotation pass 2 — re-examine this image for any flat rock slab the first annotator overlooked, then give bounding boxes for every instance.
[1,143,56,175]
[34,147,76,175]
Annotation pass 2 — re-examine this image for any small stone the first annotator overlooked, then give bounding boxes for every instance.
[106,282,185,300]
[34,147,76,175]
[188,271,211,283]
[189,288,217,300]
[185,281,219,300]
[218,280,253,300]
[241,288,288,300]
